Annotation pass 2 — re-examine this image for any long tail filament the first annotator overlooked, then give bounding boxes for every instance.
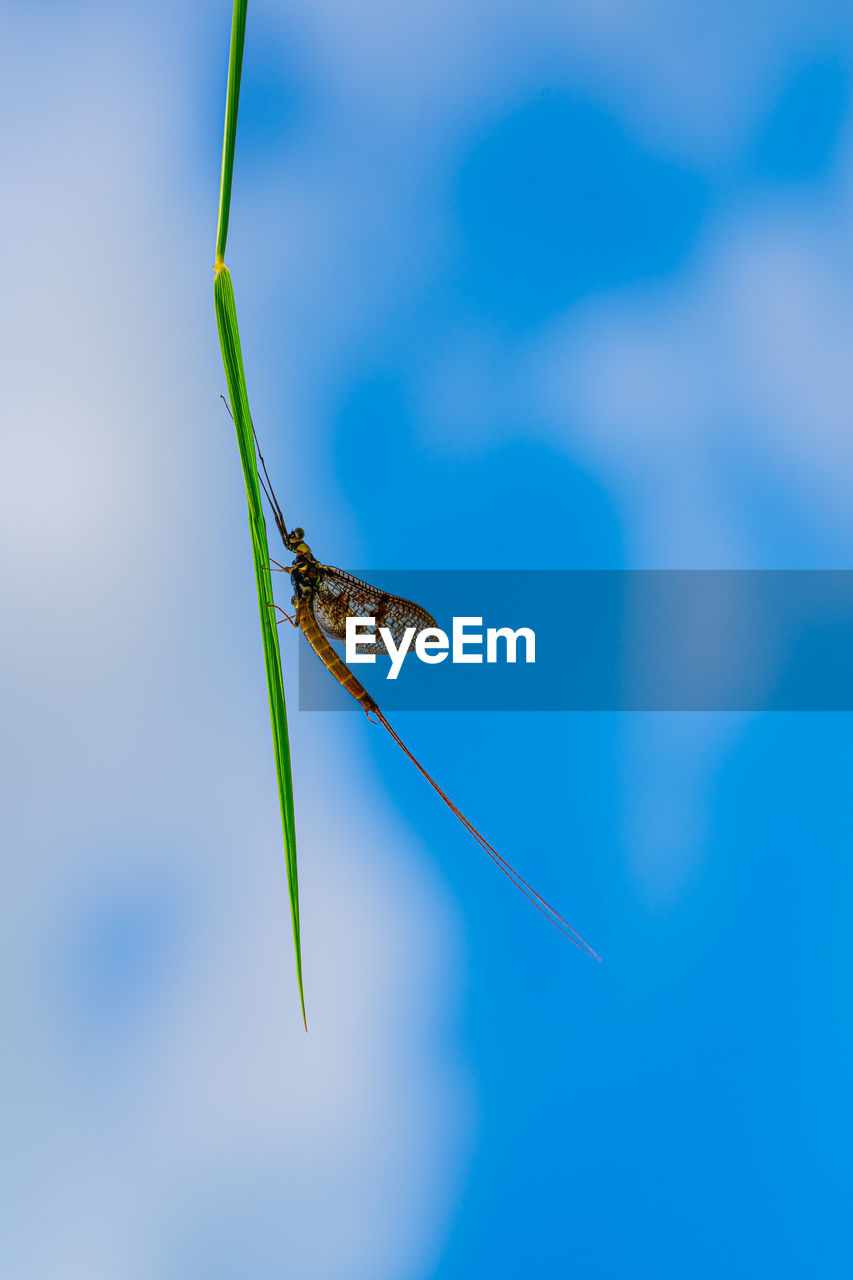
[373,710,600,961]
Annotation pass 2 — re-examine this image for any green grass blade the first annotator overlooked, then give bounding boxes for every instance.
[215,0,247,264]
[214,0,306,1028]
[214,268,305,1029]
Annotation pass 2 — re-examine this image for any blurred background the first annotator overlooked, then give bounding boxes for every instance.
[2,1,853,1276]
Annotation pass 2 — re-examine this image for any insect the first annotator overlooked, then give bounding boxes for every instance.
[252,430,599,959]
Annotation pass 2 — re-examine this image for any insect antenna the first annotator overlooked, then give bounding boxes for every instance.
[373,710,600,960]
[251,424,290,546]
[220,395,289,544]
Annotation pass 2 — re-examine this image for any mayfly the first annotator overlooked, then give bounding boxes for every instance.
[251,430,599,960]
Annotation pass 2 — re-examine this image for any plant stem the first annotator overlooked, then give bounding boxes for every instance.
[213,0,305,1028]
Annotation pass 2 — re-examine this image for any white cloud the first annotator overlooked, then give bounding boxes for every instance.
[521,182,853,890]
[1,8,467,1279]
[264,0,845,161]
[530,194,853,563]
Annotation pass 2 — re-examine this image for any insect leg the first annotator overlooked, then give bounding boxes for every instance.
[267,601,298,627]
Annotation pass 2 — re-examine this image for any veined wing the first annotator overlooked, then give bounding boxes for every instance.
[312,565,436,650]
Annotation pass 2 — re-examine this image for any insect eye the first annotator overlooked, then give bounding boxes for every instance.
[293,527,305,540]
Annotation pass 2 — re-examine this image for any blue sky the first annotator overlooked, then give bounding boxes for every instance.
[3,2,853,1277]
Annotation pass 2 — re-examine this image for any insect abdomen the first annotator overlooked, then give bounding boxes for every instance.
[297,601,379,715]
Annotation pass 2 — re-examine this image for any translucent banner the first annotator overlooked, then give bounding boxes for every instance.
[296,570,853,711]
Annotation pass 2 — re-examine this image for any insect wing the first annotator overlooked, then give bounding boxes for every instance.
[312,566,436,653]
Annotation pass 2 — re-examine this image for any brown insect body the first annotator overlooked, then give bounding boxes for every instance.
[295,596,378,716]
